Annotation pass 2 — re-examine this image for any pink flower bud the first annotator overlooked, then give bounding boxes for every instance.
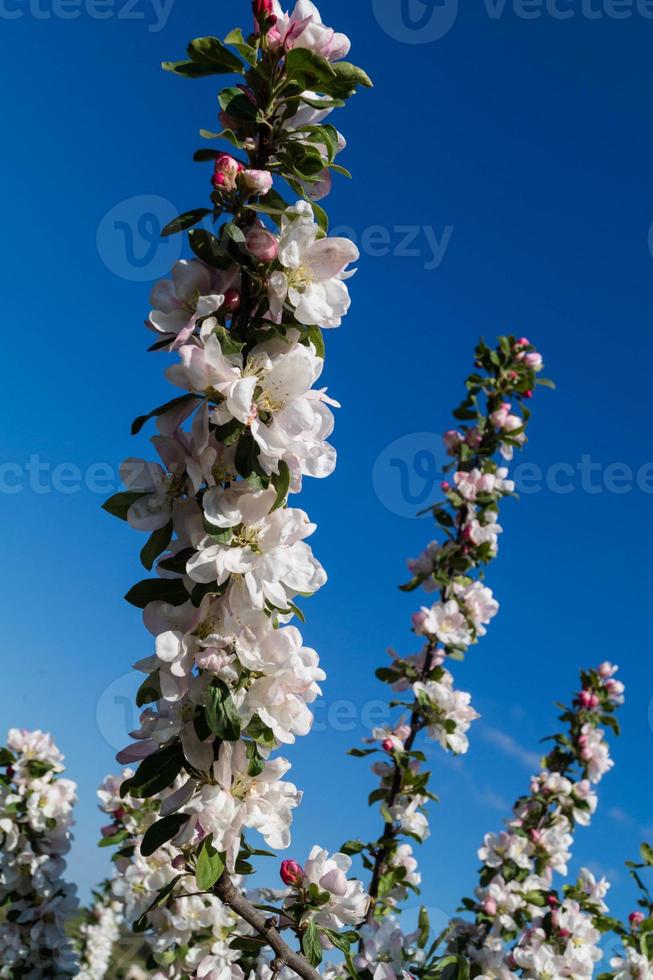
[524,390,533,399]
[558,928,571,940]
[599,661,617,678]
[483,899,497,916]
[212,153,244,192]
[578,690,599,709]
[113,807,125,822]
[440,481,451,492]
[246,225,278,262]
[530,829,542,845]
[547,894,560,908]
[411,611,428,634]
[242,169,274,196]
[629,912,645,928]
[443,430,463,454]
[280,860,304,887]
[171,854,186,871]
[515,337,531,348]
[523,352,543,370]
[223,289,241,313]
[382,738,395,753]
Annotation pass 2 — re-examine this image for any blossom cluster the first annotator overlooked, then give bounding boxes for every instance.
[100,0,371,970]
[0,728,79,977]
[444,663,624,979]
[89,772,243,980]
[342,336,549,927]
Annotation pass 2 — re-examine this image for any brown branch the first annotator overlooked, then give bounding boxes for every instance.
[215,873,321,980]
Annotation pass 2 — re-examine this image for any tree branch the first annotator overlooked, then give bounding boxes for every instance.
[215,873,321,980]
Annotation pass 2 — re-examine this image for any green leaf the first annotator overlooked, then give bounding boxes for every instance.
[222,222,246,245]
[224,27,258,66]
[132,393,199,436]
[641,843,653,866]
[136,671,161,708]
[196,835,226,891]
[311,201,329,235]
[161,208,211,237]
[285,48,336,83]
[235,431,261,480]
[418,906,430,948]
[125,578,189,609]
[212,325,245,356]
[340,839,365,855]
[98,829,129,848]
[187,36,244,74]
[206,681,241,741]
[301,922,323,967]
[141,813,190,857]
[135,874,186,929]
[162,59,225,78]
[140,521,174,571]
[246,740,265,777]
[124,741,185,800]
[333,61,374,88]
[188,229,231,269]
[102,491,146,521]
[270,461,290,512]
[301,324,325,359]
[219,87,257,121]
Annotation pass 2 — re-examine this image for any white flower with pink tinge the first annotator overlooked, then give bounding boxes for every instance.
[269,0,351,61]
[189,484,326,610]
[299,846,370,928]
[578,724,614,783]
[479,831,532,871]
[414,673,479,755]
[268,201,359,328]
[454,467,515,502]
[148,260,235,348]
[415,598,472,649]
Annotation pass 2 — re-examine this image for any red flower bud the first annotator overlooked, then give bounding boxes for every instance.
[280,860,304,886]
[253,0,277,27]
[630,912,645,928]
[223,289,241,313]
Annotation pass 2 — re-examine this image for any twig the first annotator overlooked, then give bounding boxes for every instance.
[215,873,321,980]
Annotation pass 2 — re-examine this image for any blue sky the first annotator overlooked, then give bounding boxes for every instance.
[1,0,652,936]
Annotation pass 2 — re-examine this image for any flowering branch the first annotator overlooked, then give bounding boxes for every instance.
[101,1,372,976]
[444,662,624,978]
[0,729,79,977]
[343,336,551,922]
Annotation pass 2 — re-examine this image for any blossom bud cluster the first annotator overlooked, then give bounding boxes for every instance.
[0,728,79,977]
[348,337,548,926]
[449,663,623,978]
